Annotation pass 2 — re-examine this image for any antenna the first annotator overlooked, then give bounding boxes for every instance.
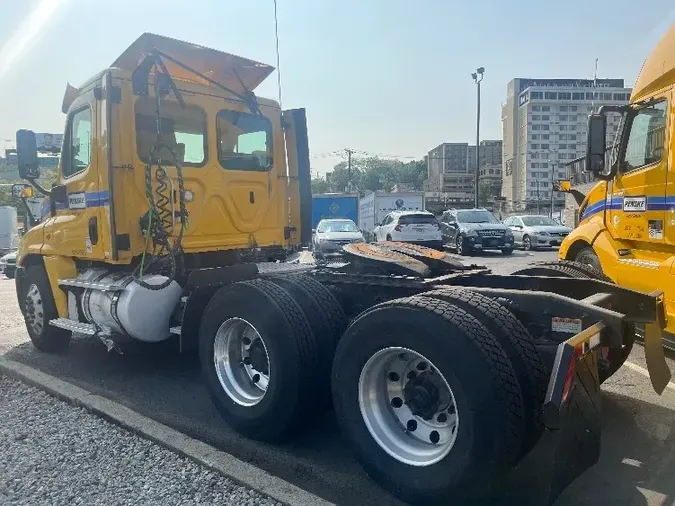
[592,58,598,111]
[273,0,283,109]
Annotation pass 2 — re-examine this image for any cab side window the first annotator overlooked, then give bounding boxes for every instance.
[63,107,92,178]
[623,100,667,172]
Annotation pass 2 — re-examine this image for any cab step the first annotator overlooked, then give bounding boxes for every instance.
[58,279,124,291]
[49,318,112,336]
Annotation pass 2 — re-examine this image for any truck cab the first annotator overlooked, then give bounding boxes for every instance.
[559,23,675,346]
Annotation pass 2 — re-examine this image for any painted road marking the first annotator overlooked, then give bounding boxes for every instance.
[624,360,675,391]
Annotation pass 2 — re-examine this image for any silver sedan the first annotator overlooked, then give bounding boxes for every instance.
[312,219,365,259]
[503,215,572,250]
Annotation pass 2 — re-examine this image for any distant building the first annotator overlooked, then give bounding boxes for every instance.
[501,77,631,212]
[427,140,502,204]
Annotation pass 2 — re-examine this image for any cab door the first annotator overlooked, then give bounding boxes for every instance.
[43,89,105,260]
[607,97,669,249]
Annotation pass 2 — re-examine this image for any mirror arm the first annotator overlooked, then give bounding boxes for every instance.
[27,178,51,197]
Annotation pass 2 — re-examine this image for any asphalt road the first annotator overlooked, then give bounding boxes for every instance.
[1,249,674,506]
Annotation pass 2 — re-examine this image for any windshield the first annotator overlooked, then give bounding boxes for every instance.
[521,216,558,226]
[456,210,499,224]
[398,214,438,225]
[317,220,359,233]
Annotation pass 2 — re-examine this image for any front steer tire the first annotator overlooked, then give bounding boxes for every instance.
[332,295,525,505]
[21,265,71,353]
[199,279,320,442]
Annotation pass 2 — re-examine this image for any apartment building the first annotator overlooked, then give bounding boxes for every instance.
[501,78,630,212]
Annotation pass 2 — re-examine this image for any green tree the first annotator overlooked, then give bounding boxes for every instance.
[477,180,502,207]
[327,155,427,193]
[311,177,329,194]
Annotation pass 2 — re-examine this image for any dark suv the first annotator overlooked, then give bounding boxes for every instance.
[439,208,514,256]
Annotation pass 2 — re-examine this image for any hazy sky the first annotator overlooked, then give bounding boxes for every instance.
[0,0,673,173]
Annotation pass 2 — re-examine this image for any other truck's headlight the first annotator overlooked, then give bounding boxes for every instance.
[537,231,550,236]
[464,229,478,237]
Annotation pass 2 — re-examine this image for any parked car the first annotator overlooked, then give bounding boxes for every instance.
[372,210,443,249]
[312,219,365,259]
[503,215,572,250]
[0,250,17,279]
[439,208,514,256]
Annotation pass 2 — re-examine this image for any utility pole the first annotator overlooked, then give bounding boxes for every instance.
[345,148,354,192]
[472,67,485,208]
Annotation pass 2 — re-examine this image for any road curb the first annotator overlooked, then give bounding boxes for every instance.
[0,356,334,506]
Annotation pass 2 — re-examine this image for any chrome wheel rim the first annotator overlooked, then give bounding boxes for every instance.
[524,237,531,250]
[358,347,459,467]
[213,317,270,407]
[25,284,44,335]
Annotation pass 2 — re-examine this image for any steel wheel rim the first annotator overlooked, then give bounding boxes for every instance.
[213,317,270,407]
[358,347,459,467]
[25,284,44,335]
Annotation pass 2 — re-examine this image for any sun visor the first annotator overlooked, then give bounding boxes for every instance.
[61,82,79,114]
[111,33,275,94]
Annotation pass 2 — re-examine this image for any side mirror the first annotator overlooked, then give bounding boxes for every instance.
[311,228,316,234]
[586,114,607,173]
[16,129,40,179]
[51,184,67,204]
[12,183,33,199]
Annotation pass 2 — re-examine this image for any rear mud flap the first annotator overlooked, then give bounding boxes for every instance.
[485,350,602,505]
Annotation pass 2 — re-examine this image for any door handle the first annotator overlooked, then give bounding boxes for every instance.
[88,217,98,245]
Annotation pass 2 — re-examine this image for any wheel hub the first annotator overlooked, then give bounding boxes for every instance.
[404,372,441,420]
[358,347,459,467]
[248,339,269,375]
[213,317,270,407]
[24,284,44,335]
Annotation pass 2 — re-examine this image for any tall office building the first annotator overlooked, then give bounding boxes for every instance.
[501,78,631,212]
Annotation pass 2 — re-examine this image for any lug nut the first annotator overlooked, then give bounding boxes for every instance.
[388,372,400,382]
[429,431,440,444]
[406,420,417,432]
[391,397,403,408]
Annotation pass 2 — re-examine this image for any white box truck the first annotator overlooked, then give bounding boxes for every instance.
[0,206,19,255]
[358,191,425,237]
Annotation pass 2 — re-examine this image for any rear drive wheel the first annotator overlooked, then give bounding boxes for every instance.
[21,265,71,353]
[199,279,319,441]
[268,274,347,409]
[420,288,547,458]
[332,296,525,504]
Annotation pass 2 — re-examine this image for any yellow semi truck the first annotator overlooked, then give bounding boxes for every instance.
[11,33,672,505]
[559,23,675,353]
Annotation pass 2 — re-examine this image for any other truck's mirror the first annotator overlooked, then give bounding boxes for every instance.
[586,114,607,173]
[16,129,40,179]
[312,228,316,234]
[11,183,33,199]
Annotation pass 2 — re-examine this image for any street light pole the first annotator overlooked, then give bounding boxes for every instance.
[472,67,485,208]
[550,163,555,219]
